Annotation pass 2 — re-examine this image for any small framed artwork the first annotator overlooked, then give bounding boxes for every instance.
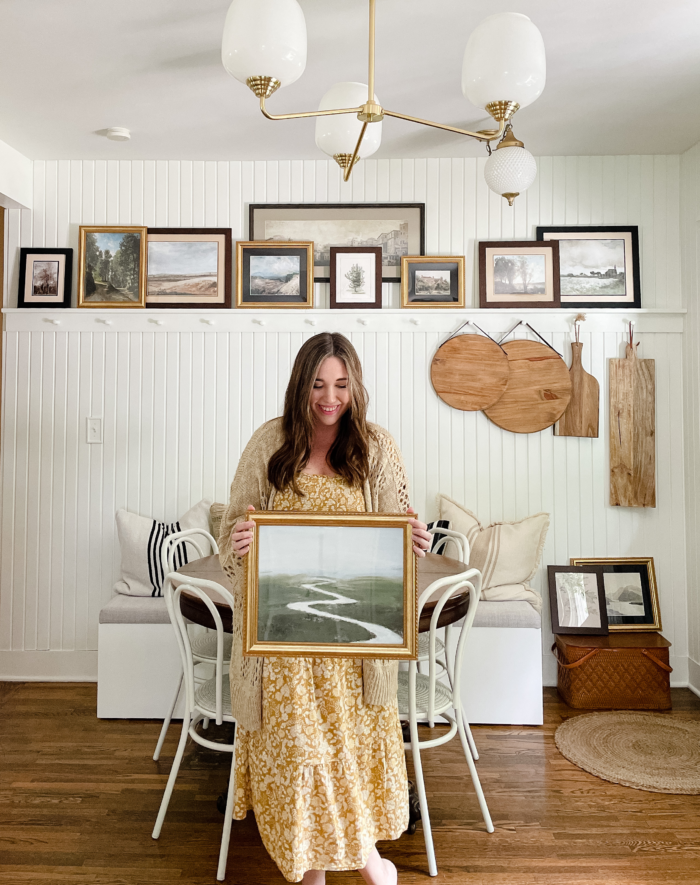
[479,241,560,309]
[18,248,73,308]
[569,557,661,632]
[536,226,641,309]
[401,256,465,308]
[236,241,314,308]
[146,228,232,309]
[249,203,425,282]
[330,246,382,309]
[244,511,417,659]
[77,226,147,308]
[548,565,609,635]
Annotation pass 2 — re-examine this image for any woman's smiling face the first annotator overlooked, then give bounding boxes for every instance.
[309,356,351,426]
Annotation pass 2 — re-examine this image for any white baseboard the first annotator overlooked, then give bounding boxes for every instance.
[688,657,700,698]
[0,650,97,681]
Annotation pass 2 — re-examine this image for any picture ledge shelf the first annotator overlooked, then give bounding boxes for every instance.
[2,307,685,336]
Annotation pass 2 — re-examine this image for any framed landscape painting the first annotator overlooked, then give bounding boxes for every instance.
[536,226,641,309]
[249,203,425,282]
[479,241,560,309]
[570,557,661,632]
[18,247,72,308]
[330,246,382,309]
[244,512,417,659]
[236,242,314,308]
[401,256,465,308]
[146,228,232,308]
[77,226,147,308]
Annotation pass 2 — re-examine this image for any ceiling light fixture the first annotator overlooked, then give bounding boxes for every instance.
[106,127,131,142]
[221,0,545,204]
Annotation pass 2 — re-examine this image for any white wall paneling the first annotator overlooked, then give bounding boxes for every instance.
[0,154,689,684]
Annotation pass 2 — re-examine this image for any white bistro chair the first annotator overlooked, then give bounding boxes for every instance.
[153,528,232,761]
[398,565,494,877]
[152,573,237,882]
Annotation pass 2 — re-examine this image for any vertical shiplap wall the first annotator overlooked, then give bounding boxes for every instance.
[0,155,689,683]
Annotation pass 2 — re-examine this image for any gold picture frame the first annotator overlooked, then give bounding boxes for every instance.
[77,226,147,308]
[401,256,465,308]
[244,511,417,659]
[569,557,661,632]
[235,241,314,308]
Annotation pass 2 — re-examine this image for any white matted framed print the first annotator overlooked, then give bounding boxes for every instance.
[18,248,73,308]
[244,511,417,659]
[479,241,560,309]
[146,228,232,309]
[330,246,382,309]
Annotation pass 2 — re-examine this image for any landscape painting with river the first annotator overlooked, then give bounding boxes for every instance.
[255,524,406,648]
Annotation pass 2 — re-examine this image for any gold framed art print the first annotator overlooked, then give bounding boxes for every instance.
[77,226,147,308]
[235,241,314,308]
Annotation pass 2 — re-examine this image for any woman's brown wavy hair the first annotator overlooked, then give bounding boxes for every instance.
[268,332,373,494]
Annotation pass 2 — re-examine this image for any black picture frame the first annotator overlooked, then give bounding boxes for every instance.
[536,225,641,309]
[330,246,383,309]
[146,228,232,309]
[249,203,425,283]
[18,248,73,308]
[548,565,609,635]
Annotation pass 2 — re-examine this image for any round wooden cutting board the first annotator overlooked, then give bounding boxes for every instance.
[430,334,510,411]
[483,339,572,433]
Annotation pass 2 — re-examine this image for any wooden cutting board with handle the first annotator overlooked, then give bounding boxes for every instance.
[609,343,656,507]
[430,333,510,411]
[483,339,571,433]
[554,342,600,437]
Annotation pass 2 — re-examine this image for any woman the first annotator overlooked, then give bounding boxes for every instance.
[218,333,431,885]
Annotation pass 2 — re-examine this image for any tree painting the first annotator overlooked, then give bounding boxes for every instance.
[345,263,366,294]
[84,232,142,302]
[493,254,546,296]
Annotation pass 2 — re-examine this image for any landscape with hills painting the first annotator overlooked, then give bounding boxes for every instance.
[148,240,218,299]
[250,255,301,299]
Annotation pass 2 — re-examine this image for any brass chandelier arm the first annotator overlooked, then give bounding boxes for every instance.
[382,108,506,143]
[259,96,364,122]
[343,121,369,182]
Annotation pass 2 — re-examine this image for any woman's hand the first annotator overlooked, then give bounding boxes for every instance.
[231,505,256,556]
[407,508,431,558]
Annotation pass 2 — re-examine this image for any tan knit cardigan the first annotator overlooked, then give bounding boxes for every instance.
[218,417,411,733]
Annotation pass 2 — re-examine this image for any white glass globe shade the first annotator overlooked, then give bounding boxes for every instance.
[221,0,307,88]
[462,13,546,109]
[315,82,382,159]
[484,146,537,198]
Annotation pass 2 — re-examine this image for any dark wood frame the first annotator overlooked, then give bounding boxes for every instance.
[479,241,560,309]
[330,246,382,309]
[235,241,314,308]
[570,557,661,632]
[401,256,465,308]
[18,247,73,308]
[249,203,425,283]
[536,225,641,309]
[146,228,232,309]
[548,565,609,635]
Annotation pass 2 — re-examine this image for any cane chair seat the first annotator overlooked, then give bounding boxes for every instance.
[191,632,232,663]
[397,671,453,719]
[195,675,233,718]
[417,633,445,661]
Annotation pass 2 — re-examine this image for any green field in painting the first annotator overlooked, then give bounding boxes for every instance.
[257,573,404,644]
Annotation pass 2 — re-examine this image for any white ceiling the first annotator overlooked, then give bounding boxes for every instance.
[0,0,699,161]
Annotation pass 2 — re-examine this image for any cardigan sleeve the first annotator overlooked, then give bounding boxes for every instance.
[372,427,411,514]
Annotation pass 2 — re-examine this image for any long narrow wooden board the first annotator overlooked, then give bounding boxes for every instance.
[609,343,656,507]
[554,341,600,437]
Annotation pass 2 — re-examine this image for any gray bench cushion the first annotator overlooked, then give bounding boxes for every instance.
[99,594,171,625]
[472,600,541,629]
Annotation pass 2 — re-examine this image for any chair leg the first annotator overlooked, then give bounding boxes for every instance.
[409,719,438,877]
[461,710,479,761]
[152,712,191,839]
[456,716,494,833]
[217,736,238,881]
[153,670,183,761]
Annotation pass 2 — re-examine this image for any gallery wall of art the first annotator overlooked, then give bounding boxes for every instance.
[0,153,691,689]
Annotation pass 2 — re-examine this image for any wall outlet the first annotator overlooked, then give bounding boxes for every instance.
[87,417,103,444]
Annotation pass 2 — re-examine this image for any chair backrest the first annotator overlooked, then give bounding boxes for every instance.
[163,573,234,726]
[428,526,470,564]
[160,527,219,579]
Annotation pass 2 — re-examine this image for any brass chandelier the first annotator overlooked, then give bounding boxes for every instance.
[222,0,545,205]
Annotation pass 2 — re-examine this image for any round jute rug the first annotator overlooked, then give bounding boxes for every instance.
[555,711,700,794]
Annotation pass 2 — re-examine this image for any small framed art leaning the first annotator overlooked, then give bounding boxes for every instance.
[77,226,147,308]
[146,228,232,309]
[236,242,314,308]
[548,565,609,635]
[569,557,661,632]
[401,256,465,308]
[18,247,73,308]
[330,246,382,309]
[244,511,417,659]
[479,241,560,309]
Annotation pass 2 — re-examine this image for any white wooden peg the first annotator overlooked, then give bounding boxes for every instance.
[358,318,369,325]
[305,319,317,326]
[148,318,165,326]
[96,318,112,326]
[253,318,266,326]
[201,319,216,326]
[410,318,421,325]
[45,318,61,325]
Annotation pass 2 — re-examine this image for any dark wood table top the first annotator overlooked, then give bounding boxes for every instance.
[175,551,472,634]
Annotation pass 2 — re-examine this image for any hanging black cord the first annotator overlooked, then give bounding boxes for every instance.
[498,320,563,357]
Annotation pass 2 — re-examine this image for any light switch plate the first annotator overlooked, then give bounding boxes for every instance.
[87,417,103,444]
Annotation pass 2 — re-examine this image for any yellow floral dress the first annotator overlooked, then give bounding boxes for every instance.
[232,474,409,882]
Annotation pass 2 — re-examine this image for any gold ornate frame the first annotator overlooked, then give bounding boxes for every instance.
[244,511,417,659]
[77,226,147,308]
[400,255,465,308]
[235,241,314,308]
[569,557,661,632]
